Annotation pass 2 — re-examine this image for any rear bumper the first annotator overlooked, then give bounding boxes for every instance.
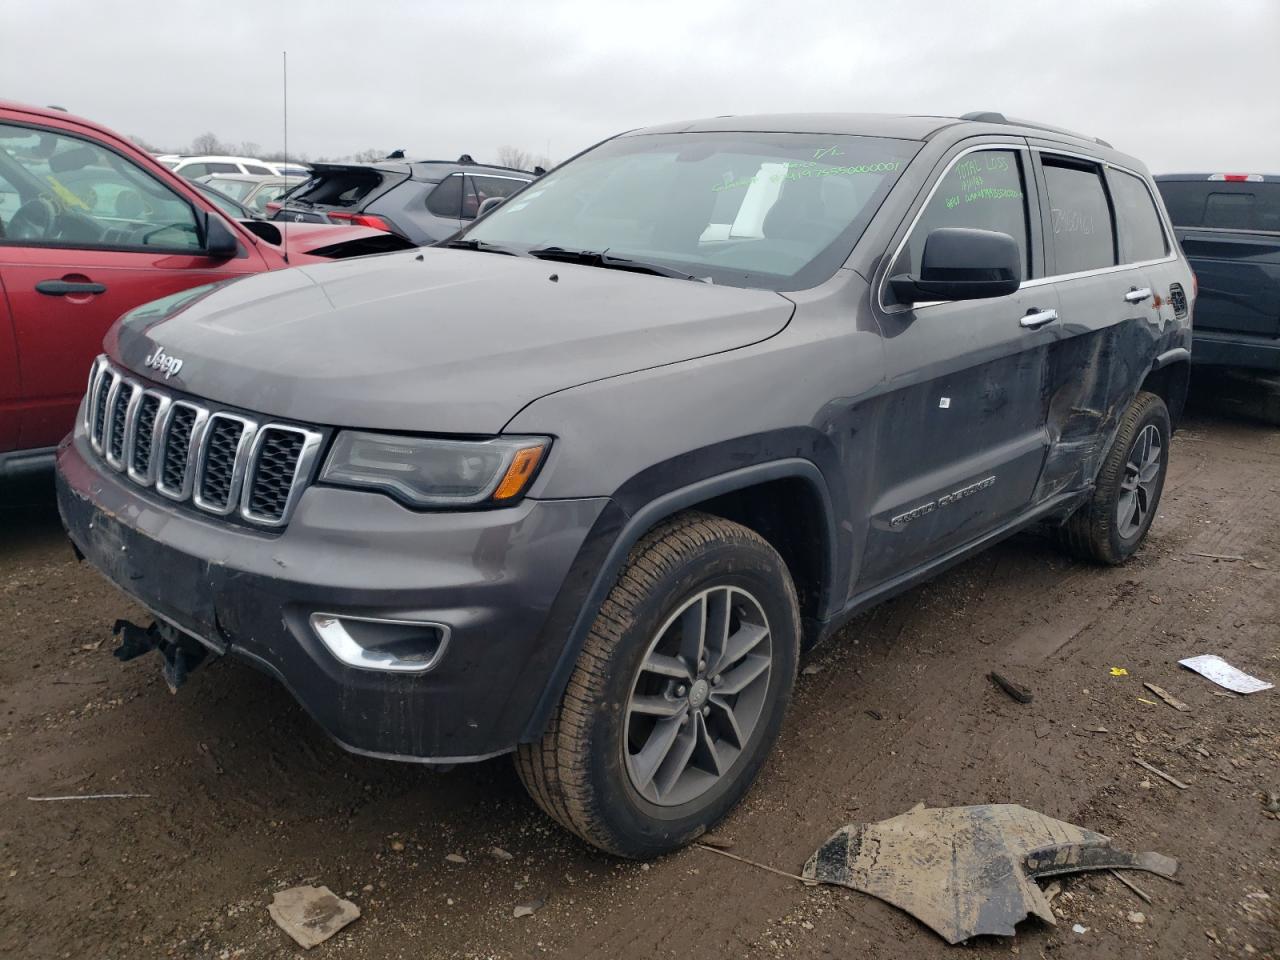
[1192,331,1280,371]
[55,431,611,763]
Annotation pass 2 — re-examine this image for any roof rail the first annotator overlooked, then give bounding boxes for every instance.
[959,111,1113,149]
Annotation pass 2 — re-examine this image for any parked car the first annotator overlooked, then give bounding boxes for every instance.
[198,174,305,215]
[269,156,532,243]
[1155,173,1278,371]
[0,100,415,478]
[57,111,1192,857]
[191,179,261,220]
[155,154,277,178]
[265,161,310,179]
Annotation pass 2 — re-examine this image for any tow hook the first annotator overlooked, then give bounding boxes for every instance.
[112,619,210,694]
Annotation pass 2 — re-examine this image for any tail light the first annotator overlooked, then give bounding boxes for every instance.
[324,211,393,232]
[264,201,282,214]
[1208,173,1263,182]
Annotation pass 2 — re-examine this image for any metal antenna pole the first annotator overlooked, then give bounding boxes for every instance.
[282,50,289,263]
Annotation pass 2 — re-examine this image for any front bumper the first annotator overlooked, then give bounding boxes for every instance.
[56,430,610,762]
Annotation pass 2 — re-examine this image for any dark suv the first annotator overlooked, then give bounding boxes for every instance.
[1155,174,1279,371]
[270,156,533,243]
[57,112,1193,858]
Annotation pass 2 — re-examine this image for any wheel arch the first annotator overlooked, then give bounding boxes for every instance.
[520,458,839,742]
[1142,349,1190,429]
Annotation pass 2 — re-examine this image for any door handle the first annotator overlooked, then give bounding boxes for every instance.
[36,279,107,296]
[1124,287,1153,304]
[1020,308,1059,329]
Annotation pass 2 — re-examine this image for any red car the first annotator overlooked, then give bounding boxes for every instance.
[0,101,412,478]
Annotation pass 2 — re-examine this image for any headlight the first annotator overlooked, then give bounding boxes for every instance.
[320,432,550,507]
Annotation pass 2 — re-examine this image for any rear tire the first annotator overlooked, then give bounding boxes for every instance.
[515,511,800,858]
[1054,390,1171,565]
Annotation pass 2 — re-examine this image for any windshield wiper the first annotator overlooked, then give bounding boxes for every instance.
[441,237,531,257]
[527,246,708,282]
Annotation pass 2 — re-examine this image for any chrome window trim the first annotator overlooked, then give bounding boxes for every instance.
[192,412,260,516]
[239,424,324,527]
[467,173,533,185]
[154,400,211,501]
[126,390,172,487]
[878,142,1180,315]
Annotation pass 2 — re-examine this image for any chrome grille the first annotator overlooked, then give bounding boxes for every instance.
[82,356,322,528]
[245,428,308,523]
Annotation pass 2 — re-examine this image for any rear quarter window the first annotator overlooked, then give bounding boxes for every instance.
[1157,180,1280,232]
[425,174,463,218]
[1109,170,1168,262]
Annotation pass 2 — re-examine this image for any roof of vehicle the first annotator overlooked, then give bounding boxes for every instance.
[306,157,535,181]
[0,99,133,144]
[1155,173,1279,182]
[170,154,274,166]
[632,111,1120,152]
[199,173,303,185]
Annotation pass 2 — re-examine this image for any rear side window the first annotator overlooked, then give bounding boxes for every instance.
[1157,180,1280,232]
[288,168,386,208]
[1109,170,1168,263]
[903,148,1031,280]
[425,174,463,218]
[1042,158,1116,274]
[243,163,273,175]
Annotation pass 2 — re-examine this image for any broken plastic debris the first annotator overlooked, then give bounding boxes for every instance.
[1109,667,1129,677]
[268,885,360,949]
[802,804,1177,944]
[1178,655,1273,694]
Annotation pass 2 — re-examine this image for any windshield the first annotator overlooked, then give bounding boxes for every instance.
[205,177,255,201]
[462,131,918,289]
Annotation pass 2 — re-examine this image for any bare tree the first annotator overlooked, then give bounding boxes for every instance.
[189,131,225,155]
[496,145,533,170]
[128,133,163,153]
[349,148,388,162]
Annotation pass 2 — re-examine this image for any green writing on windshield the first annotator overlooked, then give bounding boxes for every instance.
[711,159,902,193]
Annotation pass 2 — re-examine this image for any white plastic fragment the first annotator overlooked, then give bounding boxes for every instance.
[268,885,360,949]
[1178,655,1273,694]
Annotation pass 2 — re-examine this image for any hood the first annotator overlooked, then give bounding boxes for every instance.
[108,248,794,434]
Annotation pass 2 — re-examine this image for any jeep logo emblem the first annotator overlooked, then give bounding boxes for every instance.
[144,347,184,380]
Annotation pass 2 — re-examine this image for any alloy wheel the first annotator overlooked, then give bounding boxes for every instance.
[1117,423,1162,539]
[623,586,773,807]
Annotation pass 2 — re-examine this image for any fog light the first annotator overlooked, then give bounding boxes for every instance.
[310,613,450,673]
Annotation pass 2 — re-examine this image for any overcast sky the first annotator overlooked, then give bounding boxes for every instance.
[4,0,1276,173]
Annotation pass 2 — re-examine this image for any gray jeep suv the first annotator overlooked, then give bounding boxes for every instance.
[56,112,1193,858]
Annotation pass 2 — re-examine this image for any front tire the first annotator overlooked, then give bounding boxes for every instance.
[1055,390,1171,565]
[515,512,800,858]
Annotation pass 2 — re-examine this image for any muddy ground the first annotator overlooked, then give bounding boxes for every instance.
[1,387,1277,960]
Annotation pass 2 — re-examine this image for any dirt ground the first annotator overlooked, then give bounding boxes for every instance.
[1,387,1277,960]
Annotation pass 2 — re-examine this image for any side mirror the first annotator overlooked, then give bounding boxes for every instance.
[476,195,506,218]
[202,215,240,259]
[890,227,1021,304]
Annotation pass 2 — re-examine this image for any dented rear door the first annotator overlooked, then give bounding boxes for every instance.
[1028,149,1169,501]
